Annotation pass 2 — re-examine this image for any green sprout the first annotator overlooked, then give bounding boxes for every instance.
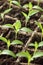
[0,8,12,21]
[28,41,43,54]
[0,36,23,49]
[16,50,43,65]
[16,41,43,65]
[35,21,43,40]
[0,20,32,39]
[22,2,39,26]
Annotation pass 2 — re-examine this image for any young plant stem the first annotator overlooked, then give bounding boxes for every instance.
[25,21,27,27]
[15,32,17,40]
[28,60,30,65]
[38,0,40,6]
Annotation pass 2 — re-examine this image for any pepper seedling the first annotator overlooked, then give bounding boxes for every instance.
[22,2,39,26]
[16,50,43,65]
[0,36,23,49]
[0,8,12,21]
[8,0,21,8]
[28,41,43,54]
[0,20,32,39]
[35,21,43,40]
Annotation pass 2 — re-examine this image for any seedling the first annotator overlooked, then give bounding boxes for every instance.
[16,50,43,65]
[28,41,43,54]
[0,50,16,58]
[22,10,39,26]
[8,0,21,8]
[0,36,23,49]
[22,2,39,26]
[35,21,43,40]
[0,20,32,39]
[0,8,12,21]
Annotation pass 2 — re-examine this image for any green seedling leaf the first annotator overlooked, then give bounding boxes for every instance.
[12,1,20,7]
[1,24,14,29]
[33,6,43,11]
[33,51,43,59]
[16,51,31,59]
[0,8,12,20]
[35,21,42,30]
[0,36,7,43]
[11,40,23,45]
[13,20,21,33]
[28,10,39,17]
[28,43,34,46]
[39,41,43,47]
[21,27,32,33]
[23,4,29,8]
[16,51,32,64]
[0,50,16,58]
[23,2,33,10]
[28,2,33,10]
[22,12,27,19]
[3,8,12,15]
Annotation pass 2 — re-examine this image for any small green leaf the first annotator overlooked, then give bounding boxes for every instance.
[33,52,43,58]
[39,41,43,47]
[28,2,33,10]
[16,51,31,59]
[23,4,29,8]
[22,12,27,19]
[0,36,7,43]
[21,27,32,33]
[35,21,42,30]
[0,50,16,58]
[1,24,13,29]
[13,20,21,33]
[11,40,23,45]
[33,6,43,11]
[28,10,39,17]
[28,43,34,47]
[12,1,20,7]
[3,8,12,15]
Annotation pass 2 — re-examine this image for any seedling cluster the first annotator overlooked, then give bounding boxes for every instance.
[0,0,43,65]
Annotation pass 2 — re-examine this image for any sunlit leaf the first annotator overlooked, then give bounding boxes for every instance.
[11,40,23,45]
[0,50,16,58]
[35,21,42,30]
[22,12,27,18]
[33,6,43,11]
[28,10,39,17]
[33,52,43,58]
[39,41,43,47]
[21,27,32,33]
[12,1,20,7]
[28,43,34,46]
[1,24,13,29]
[3,8,12,14]
[16,51,31,60]
[0,36,7,43]
[23,4,29,8]
[28,2,33,10]
[13,20,21,33]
